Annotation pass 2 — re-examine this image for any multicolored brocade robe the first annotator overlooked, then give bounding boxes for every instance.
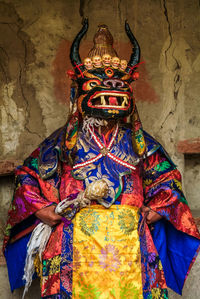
[3,125,200,299]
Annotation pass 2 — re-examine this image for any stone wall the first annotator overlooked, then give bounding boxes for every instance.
[0,0,199,298]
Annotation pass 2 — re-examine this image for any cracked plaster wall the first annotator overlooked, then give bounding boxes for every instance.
[0,0,199,298]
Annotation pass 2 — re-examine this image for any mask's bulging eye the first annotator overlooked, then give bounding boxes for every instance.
[82,79,101,91]
[90,82,98,87]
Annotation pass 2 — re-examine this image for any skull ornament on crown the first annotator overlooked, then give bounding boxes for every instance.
[120,60,128,71]
[92,55,102,68]
[84,57,93,70]
[69,19,140,120]
[102,54,111,66]
[111,57,120,69]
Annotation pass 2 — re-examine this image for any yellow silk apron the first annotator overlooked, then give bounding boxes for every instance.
[72,205,143,299]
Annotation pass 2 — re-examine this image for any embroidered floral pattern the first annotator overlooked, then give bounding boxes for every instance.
[79,209,100,236]
[31,157,39,170]
[154,161,171,172]
[77,281,102,299]
[150,288,168,299]
[99,244,121,272]
[119,278,140,299]
[143,178,153,187]
[60,264,72,292]
[73,247,81,270]
[42,255,61,276]
[118,209,136,235]
[49,255,61,275]
[60,223,73,297]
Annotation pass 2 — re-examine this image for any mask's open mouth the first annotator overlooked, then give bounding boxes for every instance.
[88,92,131,110]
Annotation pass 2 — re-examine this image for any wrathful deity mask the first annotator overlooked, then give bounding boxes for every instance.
[69,19,140,119]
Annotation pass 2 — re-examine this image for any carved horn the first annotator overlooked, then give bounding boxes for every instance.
[125,21,140,74]
[70,18,89,74]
